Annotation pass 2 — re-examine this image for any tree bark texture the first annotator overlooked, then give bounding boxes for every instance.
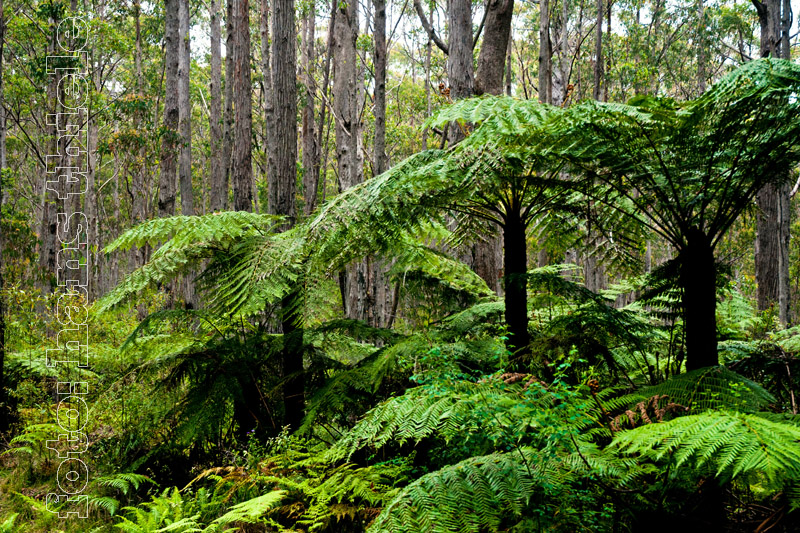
[209,0,226,211]
[232,0,253,211]
[159,0,180,217]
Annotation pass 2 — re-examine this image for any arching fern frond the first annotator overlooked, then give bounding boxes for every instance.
[610,410,800,483]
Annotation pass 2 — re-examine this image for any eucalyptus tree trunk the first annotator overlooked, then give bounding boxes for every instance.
[39,12,64,295]
[474,0,515,96]
[178,0,195,307]
[178,0,193,216]
[752,0,791,324]
[592,0,603,100]
[159,0,180,217]
[223,0,235,207]
[538,0,553,105]
[373,0,387,177]
[271,0,304,430]
[302,4,319,215]
[260,0,276,207]
[333,0,368,321]
[209,0,226,211]
[232,0,254,211]
[696,0,707,94]
[585,0,606,292]
[536,0,553,268]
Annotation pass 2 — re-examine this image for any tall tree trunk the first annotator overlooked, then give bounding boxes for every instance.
[753,0,791,324]
[39,12,64,295]
[159,0,180,217]
[302,4,319,215]
[178,0,195,307]
[209,0,226,211]
[422,39,432,150]
[474,0,515,96]
[223,0,235,208]
[261,0,277,218]
[680,229,719,370]
[536,0,553,268]
[373,0,387,177]
[592,0,603,100]
[232,0,254,211]
[696,0,706,94]
[314,0,336,207]
[333,0,367,320]
[538,0,553,105]
[178,0,193,215]
[271,0,304,429]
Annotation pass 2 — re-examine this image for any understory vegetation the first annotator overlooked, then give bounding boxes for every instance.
[2,58,800,532]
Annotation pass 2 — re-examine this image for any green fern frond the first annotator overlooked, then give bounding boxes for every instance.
[611,410,800,483]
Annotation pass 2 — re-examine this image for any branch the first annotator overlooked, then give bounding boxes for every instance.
[413,0,449,55]
[472,0,490,49]
[791,173,800,199]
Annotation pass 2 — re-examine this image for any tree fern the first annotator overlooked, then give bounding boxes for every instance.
[610,410,800,483]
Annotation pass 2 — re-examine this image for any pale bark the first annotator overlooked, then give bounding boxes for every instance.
[261,0,276,211]
[209,0,226,211]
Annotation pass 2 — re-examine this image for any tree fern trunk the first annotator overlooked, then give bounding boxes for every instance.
[680,229,718,371]
[503,213,529,356]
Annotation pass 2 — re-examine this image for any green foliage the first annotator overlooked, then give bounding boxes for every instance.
[611,410,800,484]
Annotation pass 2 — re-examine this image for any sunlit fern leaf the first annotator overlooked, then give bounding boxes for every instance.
[0,514,17,533]
[610,410,800,483]
[211,490,285,526]
[95,473,157,496]
[88,496,120,516]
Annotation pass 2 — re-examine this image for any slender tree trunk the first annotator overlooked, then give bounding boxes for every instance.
[302,4,319,215]
[333,0,367,320]
[271,0,304,429]
[232,0,253,211]
[223,0,235,209]
[178,0,193,215]
[210,0,225,211]
[261,0,277,208]
[536,0,553,268]
[314,0,335,207]
[160,0,180,217]
[422,39,432,150]
[373,0,387,177]
[177,0,195,307]
[753,0,791,324]
[680,229,719,370]
[696,0,706,94]
[39,13,63,295]
[538,0,553,105]
[503,212,530,356]
[592,0,603,100]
